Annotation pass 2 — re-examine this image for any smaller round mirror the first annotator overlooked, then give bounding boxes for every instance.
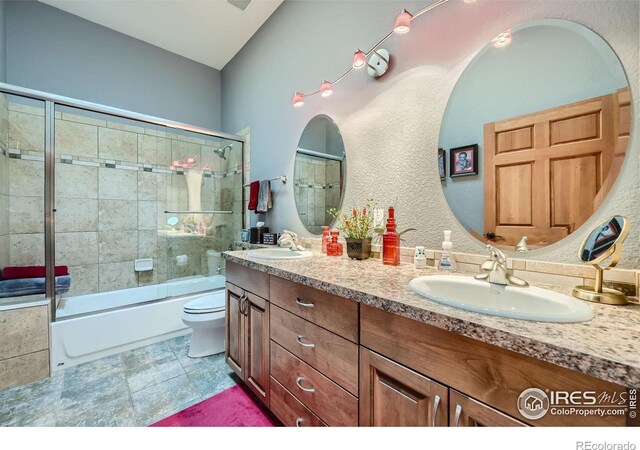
[294,115,346,234]
[578,216,629,264]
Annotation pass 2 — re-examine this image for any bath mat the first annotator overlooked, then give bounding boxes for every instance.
[150,384,278,427]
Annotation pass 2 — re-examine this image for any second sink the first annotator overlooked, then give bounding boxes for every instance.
[409,275,593,323]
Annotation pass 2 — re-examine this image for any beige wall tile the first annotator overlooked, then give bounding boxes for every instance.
[9,111,44,152]
[62,264,99,297]
[9,195,44,234]
[138,201,158,230]
[9,159,44,197]
[98,127,138,162]
[99,231,138,263]
[452,252,487,265]
[55,119,98,158]
[605,269,637,284]
[98,168,138,200]
[55,198,98,233]
[138,134,170,166]
[99,200,137,231]
[0,350,49,391]
[138,230,159,259]
[61,111,106,127]
[55,163,98,199]
[8,102,44,116]
[0,194,9,235]
[106,120,147,135]
[99,261,137,292]
[456,262,481,274]
[512,270,583,288]
[9,233,44,265]
[55,232,98,266]
[0,235,9,269]
[0,306,48,360]
[137,172,158,201]
[525,260,595,278]
[171,139,200,164]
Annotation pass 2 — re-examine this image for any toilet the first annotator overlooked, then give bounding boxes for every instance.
[182,290,226,358]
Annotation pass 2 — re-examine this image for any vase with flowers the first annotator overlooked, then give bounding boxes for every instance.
[327,200,375,260]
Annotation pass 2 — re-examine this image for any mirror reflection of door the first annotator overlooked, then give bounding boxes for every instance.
[294,115,346,234]
[438,19,631,252]
[484,87,630,247]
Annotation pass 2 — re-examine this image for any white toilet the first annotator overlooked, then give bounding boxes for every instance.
[182,290,226,358]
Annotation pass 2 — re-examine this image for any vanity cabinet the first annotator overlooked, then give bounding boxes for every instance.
[359,348,448,427]
[225,272,270,407]
[450,390,527,427]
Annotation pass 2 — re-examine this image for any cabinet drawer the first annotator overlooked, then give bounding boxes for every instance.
[270,377,327,427]
[270,305,358,396]
[226,261,270,299]
[450,390,527,427]
[270,276,358,342]
[270,341,358,427]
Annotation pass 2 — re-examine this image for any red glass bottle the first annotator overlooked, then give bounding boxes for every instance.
[321,226,330,254]
[327,231,340,256]
[383,207,400,266]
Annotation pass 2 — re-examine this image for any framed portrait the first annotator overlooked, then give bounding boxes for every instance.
[449,144,478,178]
[438,148,446,180]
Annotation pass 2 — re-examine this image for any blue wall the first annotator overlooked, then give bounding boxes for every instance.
[5,1,221,129]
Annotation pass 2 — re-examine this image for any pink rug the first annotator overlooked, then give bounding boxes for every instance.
[151,384,278,427]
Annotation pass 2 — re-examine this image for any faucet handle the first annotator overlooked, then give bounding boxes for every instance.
[486,244,507,265]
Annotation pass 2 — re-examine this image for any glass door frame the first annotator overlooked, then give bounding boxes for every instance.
[0,81,245,322]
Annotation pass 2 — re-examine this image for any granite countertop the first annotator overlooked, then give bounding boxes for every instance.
[223,249,640,388]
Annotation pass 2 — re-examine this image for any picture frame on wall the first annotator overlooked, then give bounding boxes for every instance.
[449,144,478,178]
[438,148,446,180]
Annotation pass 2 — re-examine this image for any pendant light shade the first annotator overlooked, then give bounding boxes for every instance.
[393,9,413,34]
[292,92,304,107]
[352,49,367,68]
[320,81,333,97]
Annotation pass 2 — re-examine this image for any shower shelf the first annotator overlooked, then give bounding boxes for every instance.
[163,210,234,214]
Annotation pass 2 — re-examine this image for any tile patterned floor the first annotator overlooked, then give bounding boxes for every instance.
[0,334,238,427]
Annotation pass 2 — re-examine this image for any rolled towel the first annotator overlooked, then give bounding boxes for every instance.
[0,275,71,299]
[256,180,272,214]
[247,181,260,211]
[1,265,69,280]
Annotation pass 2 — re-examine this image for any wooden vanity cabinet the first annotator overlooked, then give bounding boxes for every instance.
[360,348,448,427]
[450,390,527,427]
[225,280,270,407]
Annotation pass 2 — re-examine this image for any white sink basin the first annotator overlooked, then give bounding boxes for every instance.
[409,275,593,323]
[247,248,313,260]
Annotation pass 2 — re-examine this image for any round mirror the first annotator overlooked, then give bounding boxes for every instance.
[294,114,346,234]
[439,19,631,252]
[579,215,629,264]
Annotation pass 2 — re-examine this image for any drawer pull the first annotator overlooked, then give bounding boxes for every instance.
[453,404,462,427]
[295,376,316,393]
[432,394,441,427]
[295,418,303,427]
[296,335,316,348]
[295,298,315,308]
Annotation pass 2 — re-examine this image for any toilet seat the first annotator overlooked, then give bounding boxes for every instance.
[183,295,225,314]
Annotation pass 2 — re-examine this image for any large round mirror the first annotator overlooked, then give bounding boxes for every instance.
[294,115,346,234]
[439,19,631,251]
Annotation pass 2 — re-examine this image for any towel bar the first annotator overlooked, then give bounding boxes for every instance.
[163,210,233,214]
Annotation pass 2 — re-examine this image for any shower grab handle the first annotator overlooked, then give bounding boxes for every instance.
[163,210,233,214]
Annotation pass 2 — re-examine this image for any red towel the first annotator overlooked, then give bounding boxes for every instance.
[1,266,69,280]
[247,181,260,211]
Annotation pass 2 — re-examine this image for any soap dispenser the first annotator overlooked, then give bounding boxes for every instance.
[321,226,330,254]
[438,230,456,271]
[383,207,400,266]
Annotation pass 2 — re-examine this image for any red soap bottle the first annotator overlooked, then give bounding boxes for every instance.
[327,231,340,256]
[321,226,330,254]
[383,207,400,266]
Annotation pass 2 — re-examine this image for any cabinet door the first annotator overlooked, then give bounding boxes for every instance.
[450,390,527,427]
[225,282,245,378]
[360,348,448,427]
[244,292,270,406]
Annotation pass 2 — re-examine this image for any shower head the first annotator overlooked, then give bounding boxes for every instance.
[214,143,233,160]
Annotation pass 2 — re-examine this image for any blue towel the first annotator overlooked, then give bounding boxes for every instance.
[256,180,272,213]
[0,275,71,299]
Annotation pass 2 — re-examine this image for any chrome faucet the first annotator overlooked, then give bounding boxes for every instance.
[475,245,529,287]
[278,230,305,251]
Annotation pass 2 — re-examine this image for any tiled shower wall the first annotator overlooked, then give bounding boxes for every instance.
[294,155,341,234]
[4,101,243,298]
[0,94,9,270]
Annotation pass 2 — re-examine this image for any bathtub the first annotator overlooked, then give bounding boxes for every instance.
[50,275,226,371]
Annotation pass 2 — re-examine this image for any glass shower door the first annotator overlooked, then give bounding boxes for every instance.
[162,127,243,296]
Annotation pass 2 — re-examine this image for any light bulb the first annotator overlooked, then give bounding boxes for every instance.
[492,29,512,48]
[320,81,333,97]
[353,49,367,69]
[393,9,412,34]
[292,92,304,107]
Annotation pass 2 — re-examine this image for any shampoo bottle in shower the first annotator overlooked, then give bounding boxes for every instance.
[383,207,400,266]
